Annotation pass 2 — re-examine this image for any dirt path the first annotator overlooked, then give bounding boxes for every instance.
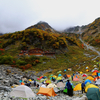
[79,37,100,60]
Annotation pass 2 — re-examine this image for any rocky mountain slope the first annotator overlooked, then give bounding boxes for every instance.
[26,21,57,33]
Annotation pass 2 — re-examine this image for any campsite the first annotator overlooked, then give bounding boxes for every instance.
[0,64,100,100]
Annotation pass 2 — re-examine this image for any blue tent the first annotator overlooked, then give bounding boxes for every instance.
[64,69,67,72]
[98,73,100,76]
[85,79,92,84]
[58,74,62,77]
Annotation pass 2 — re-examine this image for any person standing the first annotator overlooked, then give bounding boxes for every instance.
[81,81,85,94]
[65,80,73,96]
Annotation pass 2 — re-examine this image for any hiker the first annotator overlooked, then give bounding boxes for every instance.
[33,80,36,86]
[25,82,31,87]
[71,74,73,80]
[52,77,56,82]
[36,84,39,88]
[81,81,85,94]
[64,74,67,79]
[65,80,73,96]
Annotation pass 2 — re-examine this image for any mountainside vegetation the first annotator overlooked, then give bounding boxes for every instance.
[81,17,100,47]
[0,19,99,75]
[0,26,85,72]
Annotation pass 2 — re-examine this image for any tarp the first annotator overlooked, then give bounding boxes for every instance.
[86,88,100,100]
[74,83,81,91]
[86,76,94,80]
[37,87,57,97]
[85,84,99,92]
[10,85,35,98]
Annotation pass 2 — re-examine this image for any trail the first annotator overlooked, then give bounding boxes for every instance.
[78,27,100,60]
[79,36,100,60]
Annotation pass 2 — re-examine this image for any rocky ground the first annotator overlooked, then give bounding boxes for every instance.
[0,65,88,100]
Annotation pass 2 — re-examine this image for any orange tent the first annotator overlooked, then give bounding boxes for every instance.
[74,75,79,78]
[37,87,57,97]
[92,72,97,76]
[67,75,71,78]
[21,82,25,85]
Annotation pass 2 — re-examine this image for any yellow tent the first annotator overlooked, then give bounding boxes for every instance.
[86,76,94,80]
[80,72,83,74]
[86,69,89,72]
[29,79,32,82]
[56,77,62,80]
[46,80,51,84]
[37,87,57,97]
[85,82,90,87]
[85,84,99,92]
[53,75,57,79]
[74,83,81,91]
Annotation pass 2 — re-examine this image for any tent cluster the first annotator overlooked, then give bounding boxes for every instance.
[9,67,100,100]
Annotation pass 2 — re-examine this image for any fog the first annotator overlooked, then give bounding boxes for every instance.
[0,0,100,33]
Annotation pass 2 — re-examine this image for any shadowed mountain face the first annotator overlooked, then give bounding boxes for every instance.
[64,25,87,34]
[26,21,56,33]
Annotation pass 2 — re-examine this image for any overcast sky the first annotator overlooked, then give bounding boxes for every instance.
[0,0,100,33]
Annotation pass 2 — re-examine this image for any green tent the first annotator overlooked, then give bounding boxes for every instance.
[86,88,100,100]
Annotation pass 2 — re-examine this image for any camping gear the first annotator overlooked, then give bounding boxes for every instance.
[92,72,97,76]
[93,70,99,73]
[63,88,67,93]
[85,84,99,92]
[86,76,94,80]
[47,83,57,88]
[73,75,79,78]
[95,79,100,85]
[10,85,35,99]
[86,88,100,100]
[37,87,57,97]
[56,77,62,80]
[73,77,79,81]
[85,79,92,84]
[85,82,90,87]
[82,74,87,77]
[45,80,51,84]
[57,82,65,88]
[58,74,62,77]
[74,83,81,91]
[49,74,53,78]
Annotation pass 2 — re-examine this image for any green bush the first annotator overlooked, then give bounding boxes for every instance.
[16,59,27,66]
[0,55,13,64]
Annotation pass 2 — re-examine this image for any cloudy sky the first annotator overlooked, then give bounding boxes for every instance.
[0,0,100,33]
